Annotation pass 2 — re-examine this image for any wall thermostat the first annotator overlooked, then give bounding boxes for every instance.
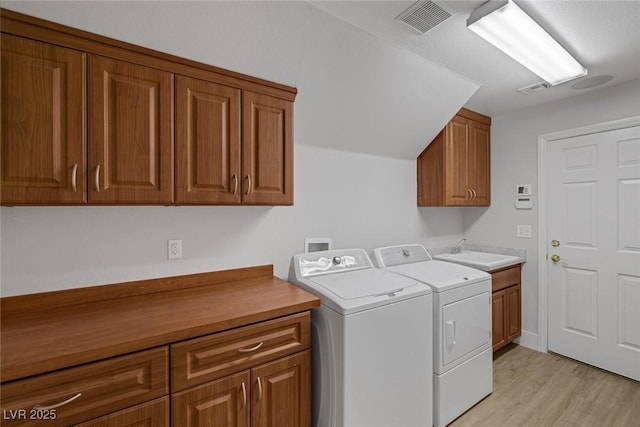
[516,184,532,196]
[515,184,533,209]
[515,197,533,209]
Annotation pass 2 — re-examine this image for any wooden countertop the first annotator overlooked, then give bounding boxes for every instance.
[0,266,320,383]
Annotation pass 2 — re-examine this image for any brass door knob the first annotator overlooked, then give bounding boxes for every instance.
[551,240,560,247]
[551,254,561,263]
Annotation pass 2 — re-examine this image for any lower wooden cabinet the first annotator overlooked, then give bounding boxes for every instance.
[252,351,310,427]
[0,348,168,427]
[72,397,169,427]
[491,264,522,351]
[170,313,311,427]
[172,371,250,427]
[171,351,310,427]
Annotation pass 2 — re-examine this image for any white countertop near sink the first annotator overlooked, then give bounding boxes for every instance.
[430,244,525,272]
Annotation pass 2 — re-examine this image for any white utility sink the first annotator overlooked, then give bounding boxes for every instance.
[433,251,522,271]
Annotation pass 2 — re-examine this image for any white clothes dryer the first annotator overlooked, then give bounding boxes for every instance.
[289,248,433,427]
[373,244,493,427]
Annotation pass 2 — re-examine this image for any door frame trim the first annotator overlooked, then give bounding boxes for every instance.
[536,116,640,352]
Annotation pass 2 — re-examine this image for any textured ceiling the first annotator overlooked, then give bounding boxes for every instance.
[311,0,640,117]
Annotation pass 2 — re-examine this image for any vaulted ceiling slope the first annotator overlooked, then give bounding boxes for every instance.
[311,0,640,117]
[2,1,478,159]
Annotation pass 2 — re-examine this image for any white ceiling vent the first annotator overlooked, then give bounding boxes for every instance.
[396,1,453,35]
[518,81,551,95]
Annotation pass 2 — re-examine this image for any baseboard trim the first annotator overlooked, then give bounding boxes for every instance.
[514,330,538,351]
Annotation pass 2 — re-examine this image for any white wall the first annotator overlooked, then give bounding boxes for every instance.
[0,1,474,296]
[1,145,464,296]
[463,78,640,339]
[1,1,477,159]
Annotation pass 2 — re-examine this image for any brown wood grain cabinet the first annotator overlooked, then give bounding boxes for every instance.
[242,91,294,205]
[252,351,310,427]
[0,9,296,206]
[0,34,86,205]
[175,79,293,205]
[490,264,522,351]
[171,313,311,427]
[0,267,318,427]
[175,75,241,204]
[171,352,310,427]
[88,55,174,204]
[417,108,491,206]
[0,347,168,427]
[72,397,169,427]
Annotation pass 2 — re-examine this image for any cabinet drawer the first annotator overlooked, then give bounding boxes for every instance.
[491,264,521,292]
[72,397,168,427]
[0,347,168,426]
[172,312,310,391]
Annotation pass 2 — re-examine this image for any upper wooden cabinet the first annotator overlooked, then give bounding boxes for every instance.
[175,76,241,204]
[417,108,491,207]
[0,9,296,206]
[0,34,86,204]
[242,91,293,205]
[89,55,174,204]
[175,80,293,205]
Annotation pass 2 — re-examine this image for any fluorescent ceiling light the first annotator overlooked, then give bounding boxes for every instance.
[467,0,587,86]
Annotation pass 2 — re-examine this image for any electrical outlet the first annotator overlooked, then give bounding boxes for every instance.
[168,240,183,259]
[517,225,532,238]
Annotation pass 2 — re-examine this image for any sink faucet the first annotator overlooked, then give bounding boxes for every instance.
[451,238,467,254]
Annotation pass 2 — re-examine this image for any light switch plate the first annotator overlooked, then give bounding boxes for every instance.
[517,225,532,238]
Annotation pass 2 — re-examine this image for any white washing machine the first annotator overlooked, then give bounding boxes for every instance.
[289,248,433,427]
[373,244,493,427]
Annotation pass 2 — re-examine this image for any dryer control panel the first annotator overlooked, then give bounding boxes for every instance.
[373,244,433,267]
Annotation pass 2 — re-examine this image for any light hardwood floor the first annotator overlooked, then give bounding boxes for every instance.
[450,344,640,427]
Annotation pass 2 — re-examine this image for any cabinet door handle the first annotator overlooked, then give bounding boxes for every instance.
[237,341,264,353]
[466,189,472,200]
[245,175,251,196]
[241,382,247,407]
[471,189,477,200]
[257,377,263,401]
[71,164,78,192]
[231,174,238,195]
[95,165,101,192]
[33,392,82,410]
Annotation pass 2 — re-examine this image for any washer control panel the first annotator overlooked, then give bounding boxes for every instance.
[298,249,372,277]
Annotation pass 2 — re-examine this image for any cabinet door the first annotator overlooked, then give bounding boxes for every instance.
[468,120,490,206]
[172,371,249,427]
[506,284,522,342]
[492,289,507,351]
[176,76,241,204]
[1,34,85,204]
[252,351,310,427]
[72,397,168,427]
[242,92,293,205]
[444,116,471,206]
[88,55,173,204]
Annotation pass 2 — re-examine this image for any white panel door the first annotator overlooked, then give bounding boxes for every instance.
[547,125,640,380]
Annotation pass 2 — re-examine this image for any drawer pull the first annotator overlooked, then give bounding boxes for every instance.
[231,174,238,195]
[257,377,263,401]
[71,164,78,192]
[241,382,247,407]
[33,392,82,410]
[95,165,101,192]
[245,175,252,196]
[237,341,264,353]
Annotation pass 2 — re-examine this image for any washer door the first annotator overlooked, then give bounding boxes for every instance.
[442,291,491,366]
